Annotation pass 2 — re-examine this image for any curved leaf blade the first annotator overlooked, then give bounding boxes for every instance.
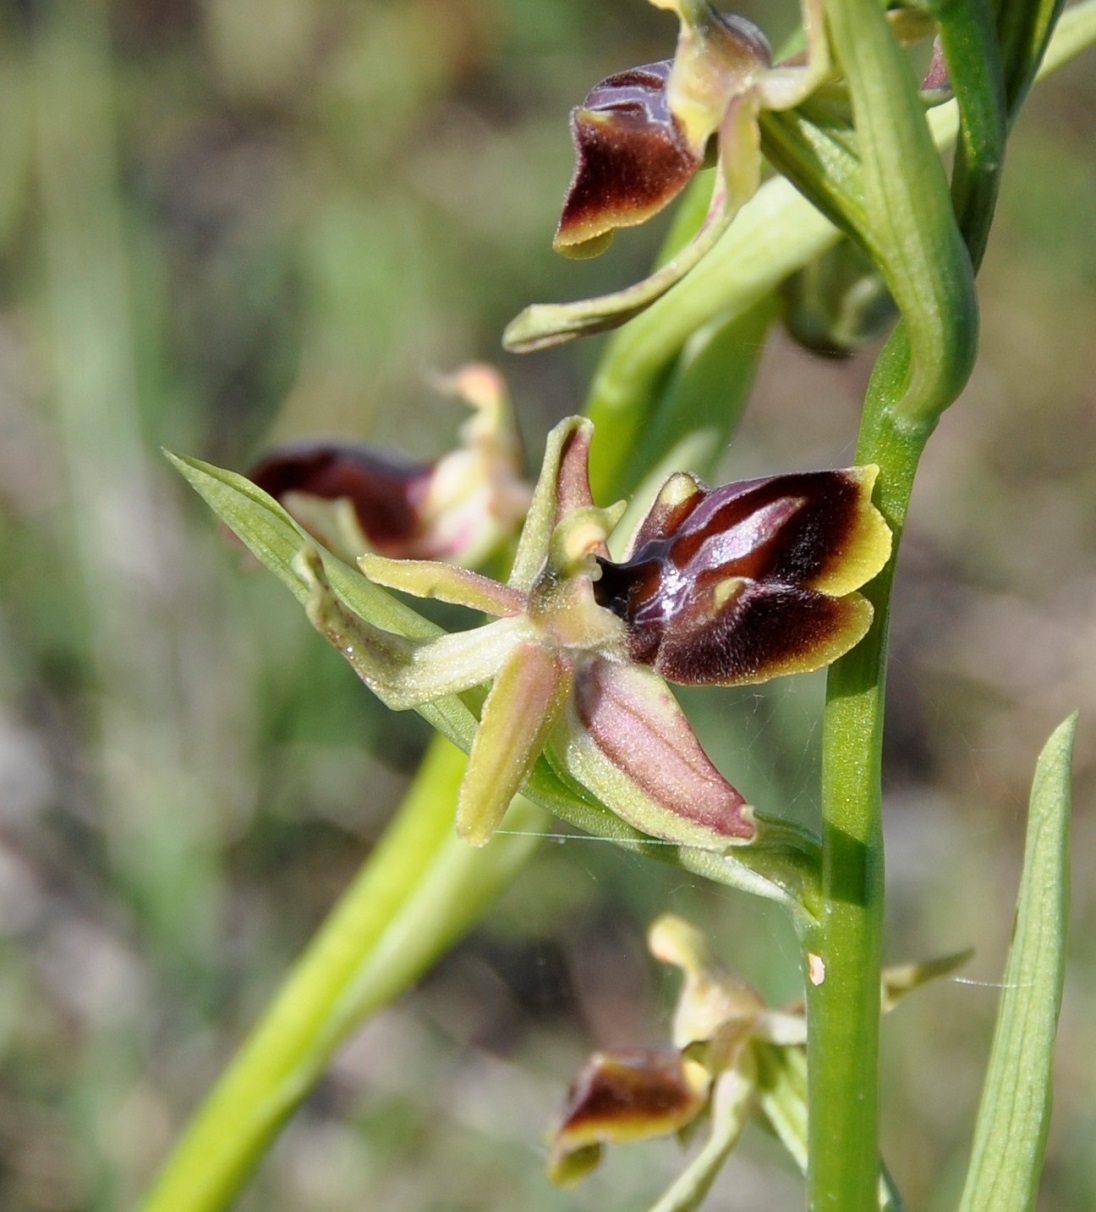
[958,713,1076,1212]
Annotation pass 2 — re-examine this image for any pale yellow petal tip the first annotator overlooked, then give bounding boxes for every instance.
[810,465,892,598]
[648,914,711,972]
[455,783,505,846]
[554,229,615,260]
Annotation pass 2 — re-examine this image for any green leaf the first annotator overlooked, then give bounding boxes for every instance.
[927,0,1006,269]
[138,736,550,1212]
[997,0,1068,120]
[824,0,979,432]
[958,713,1076,1212]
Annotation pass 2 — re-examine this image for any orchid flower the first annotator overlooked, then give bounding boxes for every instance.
[248,364,531,567]
[290,415,890,849]
[504,0,832,352]
[548,915,970,1191]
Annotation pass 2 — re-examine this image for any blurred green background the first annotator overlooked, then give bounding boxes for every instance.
[1,1,1094,1209]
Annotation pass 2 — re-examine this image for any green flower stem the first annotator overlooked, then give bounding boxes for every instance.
[803,7,1096,1205]
[807,330,927,1212]
[804,0,977,1197]
[138,736,546,1212]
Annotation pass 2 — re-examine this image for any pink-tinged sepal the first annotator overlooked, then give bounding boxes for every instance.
[552,657,755,848]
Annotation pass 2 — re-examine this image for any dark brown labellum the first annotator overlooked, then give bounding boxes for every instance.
[554,1048,706,1141]
[594,469,887,685]
[248,443,430,557]
[555,61,702,254]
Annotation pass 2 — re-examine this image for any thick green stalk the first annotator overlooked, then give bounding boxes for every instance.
[807,333,927,1212]
[139,736,546,1212]
[804,5,1096,1206]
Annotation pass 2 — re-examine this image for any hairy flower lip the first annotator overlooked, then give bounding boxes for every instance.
[555,61,701,255]
[592,466,891,686]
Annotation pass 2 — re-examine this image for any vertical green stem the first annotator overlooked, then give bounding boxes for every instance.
[807,334,931,1211]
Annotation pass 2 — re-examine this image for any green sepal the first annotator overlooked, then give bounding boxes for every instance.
[457,643,574,845]
[299,552,529,711]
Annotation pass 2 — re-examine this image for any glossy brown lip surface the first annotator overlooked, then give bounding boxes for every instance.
[555,60,701,252]
[594,469,884,685]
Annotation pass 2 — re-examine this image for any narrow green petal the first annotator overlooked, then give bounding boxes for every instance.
[457,643,573,845]
[359,552,525,616]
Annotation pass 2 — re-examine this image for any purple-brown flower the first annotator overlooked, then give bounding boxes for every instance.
[548,915,970,1191]
[504,0,832,350]
[247,364,531,567]
[554,8,774,258]
[594,464,892,685]
[295,415,891,851]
